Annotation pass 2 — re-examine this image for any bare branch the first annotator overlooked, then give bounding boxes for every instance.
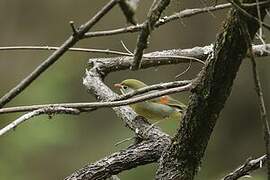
[0,107,80,136]
[0,46,133,56]
[0,80,191,114]
[119,0,140,25]
[84,3,232,38]
[227,0,270,30]
[0,0,119,108]
[83,67,171,141]
[65,139,170,180]
[89,43,270,75]
[115,80,191,101]
[223,155,266,180]
[242,0,270,7]
[131,0,171,70]
[69,21,79,35]
[241,20,270,179]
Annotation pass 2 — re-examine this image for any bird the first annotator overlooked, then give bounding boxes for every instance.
[114,79,186,123]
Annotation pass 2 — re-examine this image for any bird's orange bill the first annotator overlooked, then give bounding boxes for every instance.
[159,96,169,105]
[114,83,122,88]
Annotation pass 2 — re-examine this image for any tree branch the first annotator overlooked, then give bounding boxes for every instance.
[0,0,119,108]
[62,61,173,179]
[227,0,270,30]
[155,0,270,179]
[65,139,169,180]
[243,22,270,179]
[0,81,191,115]
[84,3,232,38]
[223,155,266,180]
[131,0,171,70]
[0,107,80,136]
[89,43,270,76]
[1,42,269,114]
[82,66,170,140]
[118,0,140,25]
[0,46,132,56]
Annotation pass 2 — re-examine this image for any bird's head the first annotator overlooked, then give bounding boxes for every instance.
[114,79,147,94]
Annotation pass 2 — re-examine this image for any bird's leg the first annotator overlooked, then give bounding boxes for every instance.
[143,119,165,135]
[114,136,135,146]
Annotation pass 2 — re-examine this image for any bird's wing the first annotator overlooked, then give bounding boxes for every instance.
[132,101,177,120]
[149,95,186,112]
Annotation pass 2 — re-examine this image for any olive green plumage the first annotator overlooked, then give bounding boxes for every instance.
[115,79,186,121]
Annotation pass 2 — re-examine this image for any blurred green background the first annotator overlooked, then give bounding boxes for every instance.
[0,0,269,179]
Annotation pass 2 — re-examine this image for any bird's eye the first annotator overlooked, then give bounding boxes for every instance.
[123,86,128,90]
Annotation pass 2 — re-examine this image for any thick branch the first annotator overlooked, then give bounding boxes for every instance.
[155,0,270,179]
[89,43,270,76]
[65,139,169,180]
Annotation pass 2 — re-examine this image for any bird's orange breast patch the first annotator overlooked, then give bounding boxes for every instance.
[160,96,169,105]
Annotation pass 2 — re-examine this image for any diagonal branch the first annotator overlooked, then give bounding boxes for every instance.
[65,139,170,180]
[83,67,170,140]
[242,21,270,179]
[0,0,119,108]
[118,0,140,25]
[155,0,270,179]
[0,107,80,136]
[64,40,173,179]
[131,0,171,70]
[223,155,266,180]
[227,0,270,30]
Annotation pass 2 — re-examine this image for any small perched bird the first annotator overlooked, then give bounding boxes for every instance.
[114,79,186,122]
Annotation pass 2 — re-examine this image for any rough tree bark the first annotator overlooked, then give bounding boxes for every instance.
[156,0,270,179]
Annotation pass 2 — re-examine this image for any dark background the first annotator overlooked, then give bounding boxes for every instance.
[0,0,269,179]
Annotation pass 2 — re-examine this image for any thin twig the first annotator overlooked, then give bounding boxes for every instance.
[84,3,232,38]
[175,60,192,78]
[0,46,205,64]
[255,0,263,37]
[115,80,191,101]
[250,41,270,180]
[0,0,119,108]
[0,107,80,136]
[242,0,270,7]
[0,46,133,56]
[227,0,270,30]
[118,0,140,25]
[0,81,192,114]
[240,18,270,180]
[120,41,134,55]
[223,155,266,180]
[131,0,171,70]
